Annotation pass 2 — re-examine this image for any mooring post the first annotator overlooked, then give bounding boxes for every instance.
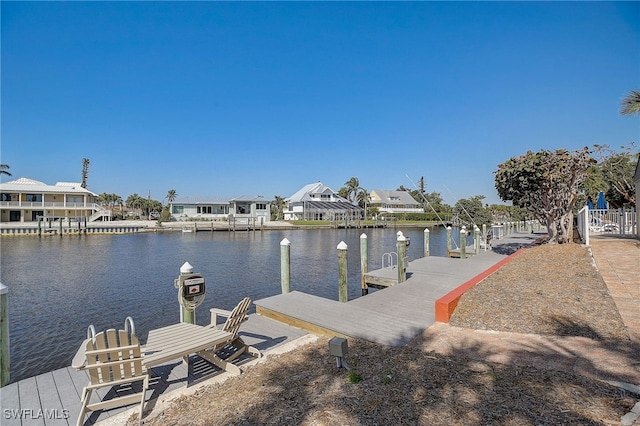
[1,283,9,387]
[460,226,467,259]
[360,233,368,296]
[474,226,481,254]
[446,226,452,255]
[337,241,348,302]
[397,232,407,283]
[423,228,430,257]
[280,238,291,294]
[482,224,487,250]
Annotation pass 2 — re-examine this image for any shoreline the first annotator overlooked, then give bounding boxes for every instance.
[0,219,445,235]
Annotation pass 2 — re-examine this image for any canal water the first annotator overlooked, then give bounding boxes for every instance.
[1,225,461,383]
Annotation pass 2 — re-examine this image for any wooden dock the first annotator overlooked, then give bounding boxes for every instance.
[0,315,308,425]
[256,232,543,347]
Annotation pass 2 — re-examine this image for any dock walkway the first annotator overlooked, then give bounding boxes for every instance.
[255,232,543,346]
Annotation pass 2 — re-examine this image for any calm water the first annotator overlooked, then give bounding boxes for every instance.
[1,226,459,383]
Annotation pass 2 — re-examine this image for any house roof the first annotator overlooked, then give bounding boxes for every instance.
[0,177,98,196]
[230,195,270,203]
[286,182,349,203]
[370,189,420,206]
[303,201,364,212]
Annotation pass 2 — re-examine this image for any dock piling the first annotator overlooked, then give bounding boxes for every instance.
[280,238,291,294]
[474,226,481,254]
[460,227,467,259]
[1,283,9,387]
[397,232,407,283]
[337,241,348,302]
[360,233,368,296]
[423,228,430,257]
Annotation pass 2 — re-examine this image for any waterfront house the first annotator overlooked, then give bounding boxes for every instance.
[229,195,271,224]
[169,196,230,221]
[169,195,271,223]
[0,177,105,223]
[283,182,364,221]
[369,189,423,217]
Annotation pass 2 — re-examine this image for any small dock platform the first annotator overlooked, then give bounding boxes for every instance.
[1,314,309,426]
[256,233,543,347]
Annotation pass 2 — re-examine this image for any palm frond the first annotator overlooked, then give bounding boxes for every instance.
[620,90,640,116]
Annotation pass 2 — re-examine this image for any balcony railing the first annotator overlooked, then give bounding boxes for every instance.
[0,201,102,210]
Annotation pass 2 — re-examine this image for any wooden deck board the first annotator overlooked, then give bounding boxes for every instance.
[256,291,425,346]
[51,368,82,424]
[18,377,46,426]
[34,373,67,426]
[1,382,22,426]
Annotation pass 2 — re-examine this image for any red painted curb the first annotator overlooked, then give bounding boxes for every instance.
[435,248,526,323]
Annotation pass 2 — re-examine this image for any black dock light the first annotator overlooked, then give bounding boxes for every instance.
[329,336,350,370]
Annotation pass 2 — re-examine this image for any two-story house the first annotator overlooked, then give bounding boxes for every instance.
[369,189,423,216]
[283,182,364,221]
[0,177,104,223]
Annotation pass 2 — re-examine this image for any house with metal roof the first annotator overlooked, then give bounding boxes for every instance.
[369,189,423,216]
[0,177,105,223]
[283,182,364,221]
[169,195,271,223]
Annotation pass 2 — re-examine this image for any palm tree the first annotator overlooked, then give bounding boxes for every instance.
[272,195,286,220]
[0,164,11,176]
[620,90,640,116]
[166,189,178,204]
[343,177,361,203]
[81,158,90,188]
[356,188,370,219]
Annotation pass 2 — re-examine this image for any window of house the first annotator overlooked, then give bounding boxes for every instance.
[256,203,266,210]
[172,205,184,214]
[26,194,42,202]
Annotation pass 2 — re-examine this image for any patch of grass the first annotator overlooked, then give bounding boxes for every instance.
[347,360,362,383]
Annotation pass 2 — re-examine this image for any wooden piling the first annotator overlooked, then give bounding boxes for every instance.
[423,228,430,257]
[281,238,291,294]
[446,226,452,253]
[360,233,368,296]
[1,283,9,387]
[397,233,407,283]
[460,227,467,259]
[474,226,480,254]
[337,241,348,302]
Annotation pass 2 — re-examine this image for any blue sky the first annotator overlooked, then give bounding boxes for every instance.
[2,2,638,205]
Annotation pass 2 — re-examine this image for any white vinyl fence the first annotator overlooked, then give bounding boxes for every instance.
[577,206,637,245]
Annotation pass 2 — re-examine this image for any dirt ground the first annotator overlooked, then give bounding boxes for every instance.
[129,243,639,425]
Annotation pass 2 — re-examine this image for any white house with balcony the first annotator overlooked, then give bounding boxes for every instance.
[0,177,105,223]
[369,189,423,216]
[284,182,364,221]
